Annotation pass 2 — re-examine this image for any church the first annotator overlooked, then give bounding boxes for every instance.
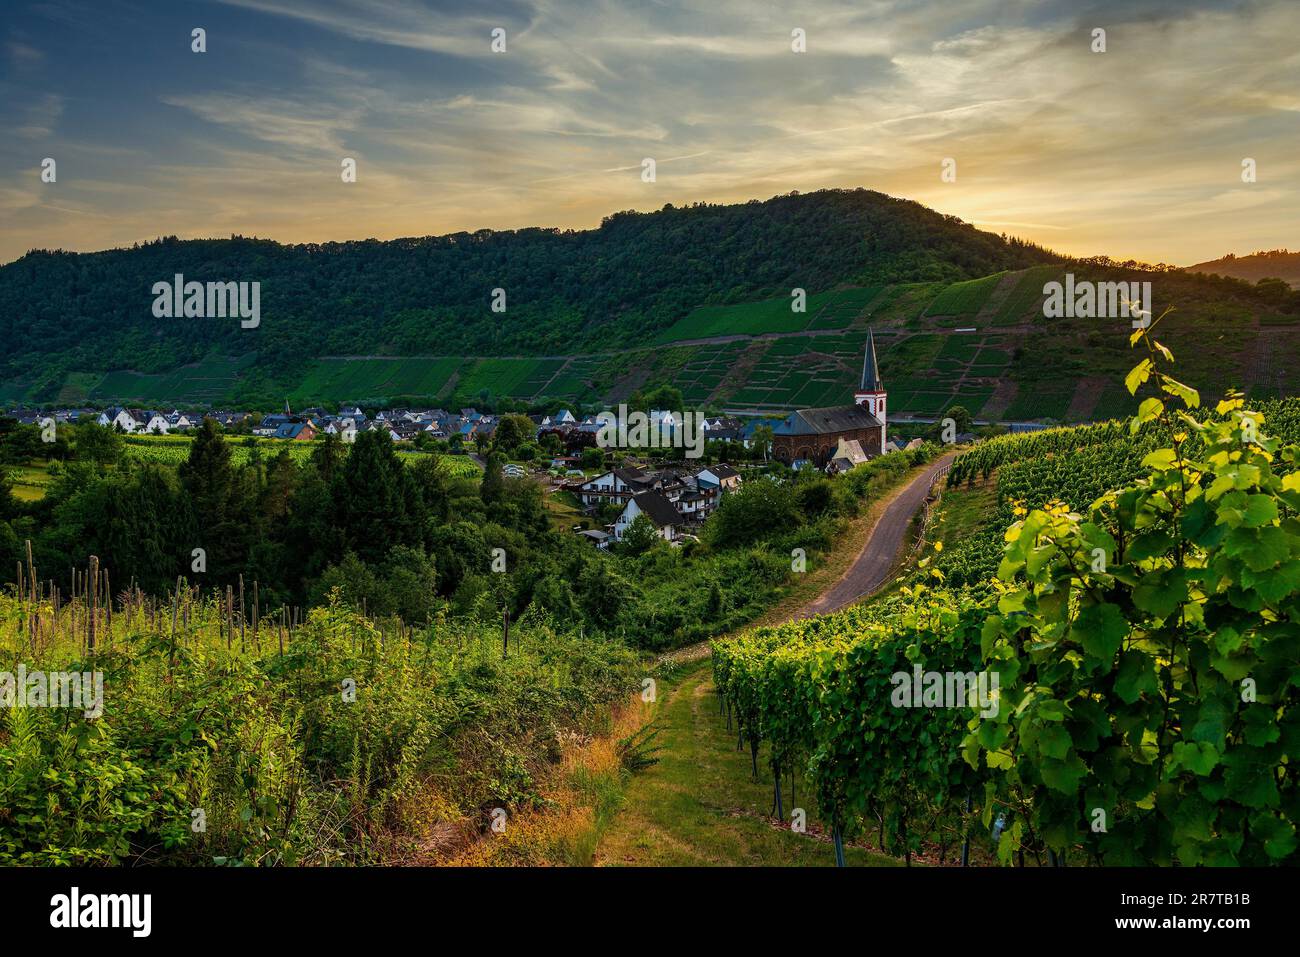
[771,330,887,469]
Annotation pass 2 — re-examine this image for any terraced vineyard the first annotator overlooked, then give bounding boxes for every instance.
[654,286,884,344]
[20,265,1300,423]
[290,356,464,403]
[925,272,1005,317]
[935,397,1300,587]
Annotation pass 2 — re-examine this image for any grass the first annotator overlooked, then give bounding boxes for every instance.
[926,273,1004,317]
[989,265,1060,326]
[543,489,592,533]
[654,287,878,344]
[655,293,823,343]
[443,695,652,866]
[89,354,256,404]
[8,461,53,501]
[116,433,482,477]
[930,474,998,547]
[593,662,900,866]
[290,356,463,403]
[456,357,564,400]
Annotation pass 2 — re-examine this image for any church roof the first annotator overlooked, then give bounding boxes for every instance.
[773,404,882,436]
[860,328,884,392]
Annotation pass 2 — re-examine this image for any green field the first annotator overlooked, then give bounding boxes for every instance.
[121,434,481,476]
[654,286,881,344]
[90,354,258,404]
[291,356,464,403]
[6,461,53,501]
[925,272,1004,317]
[456,357,565,400]
[989,265,1060,326]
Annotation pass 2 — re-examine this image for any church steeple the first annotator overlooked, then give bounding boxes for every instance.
[860,327,883,392]
[854,329,887,454]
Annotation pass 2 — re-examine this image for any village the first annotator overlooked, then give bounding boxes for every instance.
[3,334,943,549]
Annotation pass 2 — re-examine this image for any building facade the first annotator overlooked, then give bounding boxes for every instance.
[771,330,887,468]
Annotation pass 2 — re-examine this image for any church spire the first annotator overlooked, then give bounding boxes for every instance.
[860,328,883,392]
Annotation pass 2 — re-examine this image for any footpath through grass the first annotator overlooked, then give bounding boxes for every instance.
[594,662,900,867]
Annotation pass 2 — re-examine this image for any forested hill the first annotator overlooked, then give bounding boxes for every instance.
[0,188,1056,390]
[1187,249,1300,287]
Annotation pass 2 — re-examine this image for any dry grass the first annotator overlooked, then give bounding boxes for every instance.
[436,695,655,866]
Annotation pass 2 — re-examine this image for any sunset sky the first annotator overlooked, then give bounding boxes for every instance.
[2,0,1297,266]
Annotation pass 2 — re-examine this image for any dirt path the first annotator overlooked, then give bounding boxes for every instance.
[593,663,898,866]
[592,452,956,865]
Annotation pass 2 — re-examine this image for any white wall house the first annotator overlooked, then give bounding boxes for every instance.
[613,491,681,543]
[695,464,741,492]
[112,409,145,433]
[143,413,170,434]
[577,467,650,508]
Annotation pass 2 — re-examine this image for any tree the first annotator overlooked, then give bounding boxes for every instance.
[493,414,535,454]
[704,477,802,549]
[620,513,660,555]
[332,430,423,565]
[178,418,243,579]
[943,404,972,435]
[72,420,123,467]
[630,383,685,414]
[480,451,505,505]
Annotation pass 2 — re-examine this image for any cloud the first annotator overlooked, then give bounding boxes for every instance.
[6,40,44,67]
[159,92,365,154]
[1,0,1297,265]
[10,92,62,138]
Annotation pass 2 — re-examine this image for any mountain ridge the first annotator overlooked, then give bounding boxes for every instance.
[4,189,1298,419]
[0,188,1055,389]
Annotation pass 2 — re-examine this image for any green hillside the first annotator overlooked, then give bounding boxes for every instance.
[0,187,1055,403]
[4,191,1298,421]
[6,261,1299,422]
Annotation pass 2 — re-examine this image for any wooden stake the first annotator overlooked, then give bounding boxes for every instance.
[169,575,181,675]
[88,556,99,656]
[103,568,111,652]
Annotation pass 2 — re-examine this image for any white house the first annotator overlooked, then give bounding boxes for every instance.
[111,408,147,433]
[577,467,652,508]
[613,491,682,543]
[694,463,742,492]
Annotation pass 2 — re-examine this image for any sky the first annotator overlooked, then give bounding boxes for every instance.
[2,0,1297,266]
